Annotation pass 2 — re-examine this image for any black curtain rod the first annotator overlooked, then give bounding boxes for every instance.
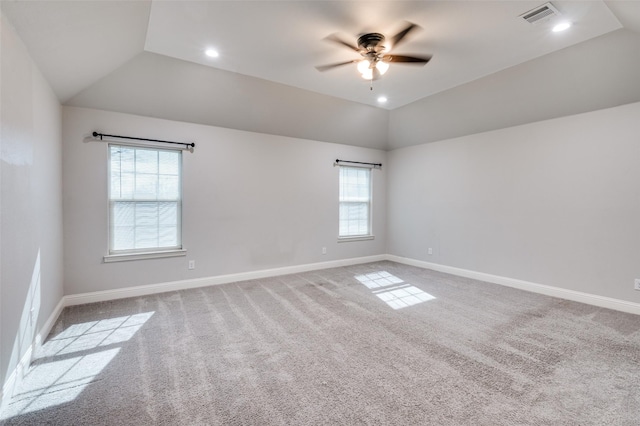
[335,159,382,168]
[92,132,195,149]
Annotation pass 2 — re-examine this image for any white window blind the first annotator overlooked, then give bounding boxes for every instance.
[339,166,372,237]
[109,145,182,254]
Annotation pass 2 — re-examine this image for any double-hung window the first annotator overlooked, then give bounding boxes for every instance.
[108,144,182,256]
[339,166,372,239]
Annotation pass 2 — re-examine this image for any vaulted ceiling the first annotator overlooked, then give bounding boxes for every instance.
[2,1,640,150]
[2,1,638,107]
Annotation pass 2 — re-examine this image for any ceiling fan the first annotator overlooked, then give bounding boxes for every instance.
[316,22,432,82]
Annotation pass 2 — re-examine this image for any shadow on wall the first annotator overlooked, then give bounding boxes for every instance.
[1,311,154,421]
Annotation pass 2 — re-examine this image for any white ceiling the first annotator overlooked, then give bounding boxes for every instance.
[3,1,639,109]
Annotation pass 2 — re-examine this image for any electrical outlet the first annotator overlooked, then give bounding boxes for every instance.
[428,248,433,255]
[188,260,195,270]
[635,279,640,291]
[322,247,327,255]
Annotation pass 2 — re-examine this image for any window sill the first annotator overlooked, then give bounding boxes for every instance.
[337,235,375,243]
[104,249,187,263]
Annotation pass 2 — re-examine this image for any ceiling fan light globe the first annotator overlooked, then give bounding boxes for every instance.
[376,61,389,75]
[357,60,371,74]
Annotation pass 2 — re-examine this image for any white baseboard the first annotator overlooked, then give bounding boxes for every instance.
[62,253,640,314]
[387,255,640,316]
[64,254,388,307]
[35,298,66,349]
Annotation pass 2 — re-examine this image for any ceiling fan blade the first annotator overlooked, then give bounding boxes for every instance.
[390,22,419,49]
[382,54,432,64]
[315,60,358,72]
[325,34,360,52]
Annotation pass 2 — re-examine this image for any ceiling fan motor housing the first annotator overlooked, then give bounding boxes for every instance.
[357,33,386,51]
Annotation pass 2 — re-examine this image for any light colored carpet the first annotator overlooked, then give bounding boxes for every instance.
[2,261,639,425]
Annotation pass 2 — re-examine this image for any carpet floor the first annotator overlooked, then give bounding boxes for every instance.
[2,261,639,425]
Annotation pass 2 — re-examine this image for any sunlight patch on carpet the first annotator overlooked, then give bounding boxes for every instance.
[355,271,435,310]
[1,312,154,420]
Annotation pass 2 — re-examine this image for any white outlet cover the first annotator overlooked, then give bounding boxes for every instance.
[635,279,640,290]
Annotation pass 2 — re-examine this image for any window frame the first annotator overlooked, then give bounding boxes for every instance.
[104,143,186,262]
[338,165,374,242]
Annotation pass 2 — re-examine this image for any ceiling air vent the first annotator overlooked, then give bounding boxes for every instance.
[520,2,560,25]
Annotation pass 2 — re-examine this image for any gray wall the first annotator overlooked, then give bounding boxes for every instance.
[387,101,640,303]
[66,52,389,151]
[1,13,63,391]
[62,107,387,295]
[389,29,640,150]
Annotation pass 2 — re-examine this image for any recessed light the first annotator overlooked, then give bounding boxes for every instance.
[205,49,219,58]
[552,22,571,32]
[377,96,388,103]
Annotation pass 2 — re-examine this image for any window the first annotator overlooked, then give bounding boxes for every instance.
[339,166,372,238]
[108,145,182,256]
